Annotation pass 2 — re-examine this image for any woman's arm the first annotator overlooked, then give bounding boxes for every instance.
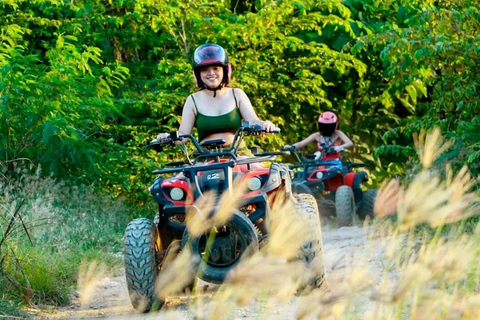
[178,95,196,135]
[334,130,354,151]
[157,95,196,144]
[235,88,275,131]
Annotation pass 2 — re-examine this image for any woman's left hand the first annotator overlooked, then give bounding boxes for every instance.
[260,120,275,132]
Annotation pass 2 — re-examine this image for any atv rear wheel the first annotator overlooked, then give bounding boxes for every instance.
[335,185,355,227]
[294,193,327,292]
[357,189,378,220]
[181,210,258,284]
[124,218,162,312]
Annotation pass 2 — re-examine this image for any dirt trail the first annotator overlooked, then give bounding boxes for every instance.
[35,225,386,320]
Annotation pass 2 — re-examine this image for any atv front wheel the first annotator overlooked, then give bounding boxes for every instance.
[294,193,327,291]
[292,179,314,195]
[124,218,162,312]
[181,210,258,284]
[357,189,378,220]
[335,185,356,227]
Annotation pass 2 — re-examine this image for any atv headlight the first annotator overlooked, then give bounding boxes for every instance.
[247,177,262,191]
[170,187,184,201]
[315,172,323,179]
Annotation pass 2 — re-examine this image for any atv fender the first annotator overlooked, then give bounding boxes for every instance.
[344,171,368,188]
[262,162,293,196]
[345,172,368,204]
[150,176,168,204]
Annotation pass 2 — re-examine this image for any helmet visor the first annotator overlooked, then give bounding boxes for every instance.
[194,44,227,67]
[318,122,336,137]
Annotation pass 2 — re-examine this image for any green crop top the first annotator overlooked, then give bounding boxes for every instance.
[192,89,242,142]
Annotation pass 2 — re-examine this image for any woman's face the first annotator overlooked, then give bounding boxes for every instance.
[200,65,224,88]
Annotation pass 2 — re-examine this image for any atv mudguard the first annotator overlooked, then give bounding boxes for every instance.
[262,162,293,197]
[150,176,167,204]
[344,171,368,204]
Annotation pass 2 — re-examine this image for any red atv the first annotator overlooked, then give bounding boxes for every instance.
[284,144,377,227]
[124,122,326,312]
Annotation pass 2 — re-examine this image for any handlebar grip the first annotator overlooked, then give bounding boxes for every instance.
[170,131,179,140]
[282,145,296,152]
[246,124,280,134]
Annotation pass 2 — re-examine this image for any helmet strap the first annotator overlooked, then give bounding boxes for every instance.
[203,83,224,98]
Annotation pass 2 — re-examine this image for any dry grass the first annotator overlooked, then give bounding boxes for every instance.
[153,127,479,320]
[76,261,108,306]
[0,166,128,309]
[65,127,480,320]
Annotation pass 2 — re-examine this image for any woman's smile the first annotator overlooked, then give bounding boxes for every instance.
[201,66,223,87]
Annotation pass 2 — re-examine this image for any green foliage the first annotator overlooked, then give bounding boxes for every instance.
[0,298,30,319]
[351,0,480,177]
[0,14,129,183]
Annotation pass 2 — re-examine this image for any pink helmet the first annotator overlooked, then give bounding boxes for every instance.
[317,111,338,137]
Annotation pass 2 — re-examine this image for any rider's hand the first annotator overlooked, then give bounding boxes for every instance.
[262,120,276,132]
[334,146,344,153]
[156,132,170,143]
[283,145,296,151]
[253,120,275,132]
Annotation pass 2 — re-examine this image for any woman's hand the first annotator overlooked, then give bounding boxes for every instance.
[157,132,185,146]
[156,132,170,142]
[283,144,296,151]
[262,120,275,132]
[252,119,276,132]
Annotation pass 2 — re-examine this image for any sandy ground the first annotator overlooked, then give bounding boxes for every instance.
[34,225,386,320]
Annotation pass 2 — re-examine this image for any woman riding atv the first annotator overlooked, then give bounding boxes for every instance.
[284,111,353,168]
[156,43,275,161]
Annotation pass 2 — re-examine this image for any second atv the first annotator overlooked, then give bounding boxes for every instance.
[285,144,377,227]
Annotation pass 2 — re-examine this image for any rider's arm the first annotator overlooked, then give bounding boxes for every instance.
[335,130,354,150]
[235,88,275,132]
[157,96,196,145]
[178,96,196,136]
[291,132,320,150]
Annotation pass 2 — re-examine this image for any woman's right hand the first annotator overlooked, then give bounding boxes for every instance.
[156,133,170,142]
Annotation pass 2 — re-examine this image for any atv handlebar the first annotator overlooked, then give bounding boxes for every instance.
[282,145,296,152]
[148,121,282,165]
[282,142,344,162]
[318,143,343,155]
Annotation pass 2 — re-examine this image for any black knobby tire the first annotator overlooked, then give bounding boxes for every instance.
[335,185,355,227]
[294,193,327,291]
[181,210,258,284]
[357,189,378,220]
[295,192,318,209]
[124,218,162,312]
